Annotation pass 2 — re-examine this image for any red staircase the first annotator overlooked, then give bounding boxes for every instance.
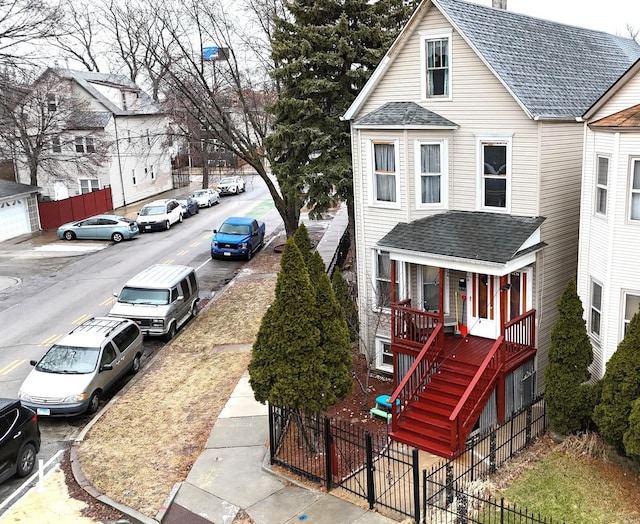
[390,358,481,458]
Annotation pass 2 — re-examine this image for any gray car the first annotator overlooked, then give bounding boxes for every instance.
[57,214,139,243]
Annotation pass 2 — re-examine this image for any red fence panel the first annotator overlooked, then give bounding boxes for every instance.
[38,187,114,229]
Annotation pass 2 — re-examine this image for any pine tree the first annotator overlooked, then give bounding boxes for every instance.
[292,222,312,266]
[307,251,353,404]
[623,398,640,463]
[545,279,594,435]
[332,269,359,342]
[594,312,640,452]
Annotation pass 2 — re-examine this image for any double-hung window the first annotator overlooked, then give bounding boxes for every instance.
[47,93,58,112]
[50,137,62,153]
[630,159,640,221]
[373,142,397,204]
[425,37,450,98]
[480,139,510,210]
[624,293,640,336]
[375,338,393,373]
[416,140,446,207]
[374,250,398,309]
[590,280,603,338]
[79,178,100,194]
[75,137,95,154]
[596,155,609,216]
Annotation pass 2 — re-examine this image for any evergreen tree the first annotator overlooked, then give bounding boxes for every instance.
[594,312,640,452]
[332,269,359,342]
[249,238,330,411]
[545,279,594,435]
[623,398,640,463]
[307,251,353,404]
[292,222,313,266]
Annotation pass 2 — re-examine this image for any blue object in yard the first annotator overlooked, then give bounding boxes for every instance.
[375,394,399,409]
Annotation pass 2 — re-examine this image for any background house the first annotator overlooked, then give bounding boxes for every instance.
[0,179,40,241]
[578,59,640,381]
[13,68,176,209]
[343,0,640,456]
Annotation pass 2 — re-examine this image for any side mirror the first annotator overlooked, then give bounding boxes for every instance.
[137,211,140,215]
[113,292,118,298]
[100,364,113,372]
[213,229,218,234]
[30,360,37,366]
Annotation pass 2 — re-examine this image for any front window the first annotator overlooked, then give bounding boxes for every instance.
[117,287,170,305]
[79,178,100,194]
[36,345,100,374]
[426,38,449,97]
[422,266,441,312]
[50,137,61,153]
[375,338,393,373]
[75,136,95,154]
[417,141,446,206]
[139,205,166,216]
[596,156,609,216]
[218,223,250,235]
[481,140,509,209]
[373,142,397,203]
[624,293,640,335]
[630,159,640,221]
[375,250,398,309]
[590,280,602,337]
[47,93,57,112]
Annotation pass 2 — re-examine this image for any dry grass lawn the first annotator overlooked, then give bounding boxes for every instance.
[78,266,277,518]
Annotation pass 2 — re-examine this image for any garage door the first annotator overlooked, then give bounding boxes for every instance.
[0,198,30,241]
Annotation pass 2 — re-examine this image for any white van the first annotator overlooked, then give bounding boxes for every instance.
[109,265,199,340]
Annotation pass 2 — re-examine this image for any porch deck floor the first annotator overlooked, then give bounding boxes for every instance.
[439,333,496,367]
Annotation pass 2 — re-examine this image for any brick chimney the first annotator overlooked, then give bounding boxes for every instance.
[492,0,507,8]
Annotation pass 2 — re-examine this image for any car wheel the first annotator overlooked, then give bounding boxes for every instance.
[63,231,75,241]
[16,443,36,478]
[86,391,101,415]
[112,232,124,243]
[246,247,253,261]
[163,322,176,342]
[195,207,199,214]
[190,302,198,319]
[130,354,141,374]
[234,186,239,194]
[165,220,171,231]
[179,214,183,223]
[207,200,212,207]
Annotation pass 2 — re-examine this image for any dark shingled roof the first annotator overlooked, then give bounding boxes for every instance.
[377,211,546,264]
[435,0,640,119]
[0,179,39,198]
[66,111,112,130]
[355,101,458,128]
[590,104,640,129]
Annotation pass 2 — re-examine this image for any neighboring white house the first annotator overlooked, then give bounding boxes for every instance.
[0,179,40,241]
[15,68,175,209]
[578,60,640,381]
[342,0,640,457]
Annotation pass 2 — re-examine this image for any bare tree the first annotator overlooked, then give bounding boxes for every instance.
[0,69,109,187]
[626,23,640,42]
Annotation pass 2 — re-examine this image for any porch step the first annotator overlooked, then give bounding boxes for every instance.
[390,428,456,459]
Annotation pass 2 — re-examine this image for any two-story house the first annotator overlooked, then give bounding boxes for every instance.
[343,0,640,457]
[578,61,640,381]
[15,68,175,208]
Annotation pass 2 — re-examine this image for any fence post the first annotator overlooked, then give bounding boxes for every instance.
[489,431,497,474]
[509,416,515,459]
[412,448,420,524]
[446,462,454,506]
[366,433,375,510]
[526,405,532,446]
[268,405,275,463]
[500,497,505,524]
[324,417,332,491]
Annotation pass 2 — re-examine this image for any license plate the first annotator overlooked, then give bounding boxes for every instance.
[224,252,231,256]
[145,225,151,230]
[37,408,50,416]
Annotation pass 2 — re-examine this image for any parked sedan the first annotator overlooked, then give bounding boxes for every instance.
[190,188,220,208]
[0,399,40,484]
[57,214,139,243]
[136,199,183,232]
[217,176,245,195]
[177,197,199,218]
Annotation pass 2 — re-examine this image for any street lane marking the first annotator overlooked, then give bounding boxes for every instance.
[177,250,188,256]
[190,241,201,247]
[72,313,92,324]
[164,259,175,264]
[202,233,211,239]
[100,296,117,306]
[39,334,61,346]
[0,359,25,375]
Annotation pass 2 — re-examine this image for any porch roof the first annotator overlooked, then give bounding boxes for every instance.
[377,211,546,273]
[353,101,459,129]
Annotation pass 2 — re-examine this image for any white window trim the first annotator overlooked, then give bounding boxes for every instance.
[629,158,640,222]
[78,178,100,194]
[589,279,603,339]
[50,136,62,153]
[476,135,512,213]
[622,291,640,339]
[415,139,448,209]
[375,337,393,373]
[372,249,404,312]
[74,136,95,154]
[418,267,450,315]
[595,154,609,217]
[369,139,401,209]
[420,30,453,102]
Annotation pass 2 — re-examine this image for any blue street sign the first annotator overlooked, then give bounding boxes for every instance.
[202,46,220,60]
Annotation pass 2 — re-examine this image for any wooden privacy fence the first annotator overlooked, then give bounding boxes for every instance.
[38,187,113,229]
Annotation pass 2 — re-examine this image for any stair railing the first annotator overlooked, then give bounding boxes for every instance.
[503,309,536,367]
[389,323,443,432]
[448,336,504,454]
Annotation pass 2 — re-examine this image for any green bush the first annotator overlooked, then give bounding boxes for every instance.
[332,269,359,342]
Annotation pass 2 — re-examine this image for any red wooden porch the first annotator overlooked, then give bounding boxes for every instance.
[388,300,537,458]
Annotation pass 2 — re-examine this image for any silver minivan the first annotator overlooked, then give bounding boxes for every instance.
[108,264,199,340]
[18,317,143,416]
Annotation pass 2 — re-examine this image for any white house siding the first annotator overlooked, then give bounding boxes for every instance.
[536,122,584,389]
[590,74,640,121]
[579,127,640,379]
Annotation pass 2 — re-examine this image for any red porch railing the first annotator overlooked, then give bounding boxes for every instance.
[448,336,504,454]
[503,309,536,368]
[389,323,443,432]
[392,299,440,349]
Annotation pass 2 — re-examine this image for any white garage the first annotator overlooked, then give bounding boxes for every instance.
[0,180,40,242]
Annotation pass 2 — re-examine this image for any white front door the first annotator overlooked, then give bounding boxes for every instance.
[468,273,499,339]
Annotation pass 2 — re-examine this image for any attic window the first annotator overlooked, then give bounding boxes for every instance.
[426,38,449,97]
[47,93,58,112]
[121,91,127,110]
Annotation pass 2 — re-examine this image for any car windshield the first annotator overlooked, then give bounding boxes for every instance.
[117,287,169,305]
[192,191,207,197]
[219,178,234,184]
[177,200,188,205]
[36,345,99,374]
[218,223,250,235]
[139,205,165,216]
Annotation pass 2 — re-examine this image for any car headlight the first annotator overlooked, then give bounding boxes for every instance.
[62,393,88,404]
[212,242,219,248]
[151,319,164,327]
[18,390,31,402]
[240,242,248,249]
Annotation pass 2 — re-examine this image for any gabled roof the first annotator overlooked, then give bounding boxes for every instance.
[0,179,40,199]
[344,0,640,121]
[377,211,546,265]
[589,104,640,130]
[49,68,162,117]
[354,101,458,129]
